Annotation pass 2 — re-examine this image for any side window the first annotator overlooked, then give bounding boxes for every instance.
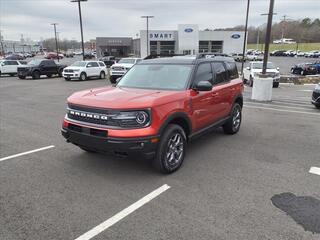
[194,63,213,85]
[136,59,142,63]
[40,61,48,66]
[90,62,99,67]
[11,61,19,65]
[98,62,105,67]
[212,62,228,84]
[225,62,239,80]
[3,61,9,66]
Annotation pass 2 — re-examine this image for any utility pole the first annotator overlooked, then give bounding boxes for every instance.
[141,16,154,57]
[71,0,87,61]
[0,30,5,56]
[261,0,275,74]
[51,23,59,62]
[240,0,250,77]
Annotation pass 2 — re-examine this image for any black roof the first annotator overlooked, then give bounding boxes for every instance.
[140,56,235,65]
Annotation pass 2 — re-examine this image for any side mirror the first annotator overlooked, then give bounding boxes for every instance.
[194,80,213,91]
[246,67,250,70]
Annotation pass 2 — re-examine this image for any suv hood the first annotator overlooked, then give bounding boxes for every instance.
[252,69,279,73]
[112,63,134,68]
[68,86,185,109]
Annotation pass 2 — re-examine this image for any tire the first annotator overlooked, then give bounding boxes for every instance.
[9,73,15,77]
[18,76,26,79]
[315,105,320,109]
[79,146,96,153]
[46,74,52,78]
[99,71,106,79]
[153,124,187,174]
[64,77,70,81]
[223,103,242,135]
[79,72,87,81]
[32,71,40,79]
[273,82,279,88]
[110,75,116,84]
[249,76,253,87]
[58,69,63,77]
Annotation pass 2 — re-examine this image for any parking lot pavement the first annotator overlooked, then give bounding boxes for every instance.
[1,76,320,240]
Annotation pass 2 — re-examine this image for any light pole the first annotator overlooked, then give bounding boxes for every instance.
[51,23,59,62]
[240,0,250,77]
[261,0,275,74]
[141,16,154,57]
[71,0,87,61]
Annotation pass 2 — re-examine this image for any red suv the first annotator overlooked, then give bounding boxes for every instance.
[61,56,244,173]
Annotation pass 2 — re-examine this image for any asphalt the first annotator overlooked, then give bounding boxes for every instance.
[0,75,320,240]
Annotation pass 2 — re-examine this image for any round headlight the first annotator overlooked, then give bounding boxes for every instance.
[136,111,148,125]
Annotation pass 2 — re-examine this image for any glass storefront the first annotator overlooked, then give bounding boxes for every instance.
[198,41,223,53]
[149,41,175,55]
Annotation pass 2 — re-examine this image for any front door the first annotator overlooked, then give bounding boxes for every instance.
[190,63,217,131]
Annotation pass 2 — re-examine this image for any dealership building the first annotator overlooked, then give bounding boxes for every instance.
[96,24,245,58]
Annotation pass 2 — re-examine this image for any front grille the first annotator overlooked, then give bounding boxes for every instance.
[17,68,29,72]
[64,69,74,73]
[67,104,120,127]
[112,66,124,71]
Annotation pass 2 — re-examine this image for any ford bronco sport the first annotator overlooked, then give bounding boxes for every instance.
[61,56,243,173]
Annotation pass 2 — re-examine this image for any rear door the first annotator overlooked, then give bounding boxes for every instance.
[9,60,19,73]
[211,62,233,119]
[190,62,216,131]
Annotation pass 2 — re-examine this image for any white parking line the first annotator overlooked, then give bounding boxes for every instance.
[309,167,320,176]
[246,102,314,111]
[244,105,320,116]
[0,145,55,162]
[74,184,171,240]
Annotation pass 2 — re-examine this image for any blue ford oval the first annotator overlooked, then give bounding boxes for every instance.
[231,34,241,39]
[184,28,193,33]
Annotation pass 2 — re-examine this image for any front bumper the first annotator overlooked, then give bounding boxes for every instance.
[61,123,158,159]
[63,72,80,79]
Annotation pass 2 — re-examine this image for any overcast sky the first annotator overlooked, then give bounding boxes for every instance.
[0,0,319,42]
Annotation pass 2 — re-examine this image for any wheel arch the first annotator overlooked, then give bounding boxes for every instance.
[158,112,192,141]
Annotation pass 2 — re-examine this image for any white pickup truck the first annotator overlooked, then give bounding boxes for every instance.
[109,58,142,83]
[243,61,280,88]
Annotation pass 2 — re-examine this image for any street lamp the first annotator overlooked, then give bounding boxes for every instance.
[71,0,87,61]
[261,0,275,74]
[240,0,250,77]
[141,16,154,56]
[51,23,59,62]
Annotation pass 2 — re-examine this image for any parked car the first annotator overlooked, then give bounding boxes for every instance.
[61,56,244,173]
[246,54,263,61]
[296,51,306,57]
[311,83,320,109]
[99,56,116,68]
[5,53,25,60]
[17,59,66,79]
[284,50,295,57]
[231,53,246,62]
[109,57,142,83]
[243,61,280,88]
[84,52,95,60]
[62,61,107,81]
[0,60,26,76]
[45,52,63,60]
[64,52,75,58]
[305,51,320,58]
[291,63,317,75]
[270,50,286,56]
[312,61,320,73]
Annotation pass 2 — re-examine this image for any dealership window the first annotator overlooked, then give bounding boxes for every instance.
[160,41,175,55]
[150,41,157,55]
[210,41,223,53]
[199,41,209,53]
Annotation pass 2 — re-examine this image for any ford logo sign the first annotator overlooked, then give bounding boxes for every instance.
[184,28,193,33]
[231,34,241,39]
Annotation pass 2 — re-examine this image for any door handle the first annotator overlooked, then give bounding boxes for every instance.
[212,92,219,97]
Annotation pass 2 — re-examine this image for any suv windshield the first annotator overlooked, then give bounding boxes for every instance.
[71,61,87,67]
[117,64,193,90]
[28,59,43,65]
[252,62,275,69]
[118,59,136,64]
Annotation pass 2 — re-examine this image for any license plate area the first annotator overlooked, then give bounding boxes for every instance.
[68,123,108,137]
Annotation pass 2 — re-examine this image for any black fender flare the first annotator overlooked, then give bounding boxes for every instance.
[157,112,192,138]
